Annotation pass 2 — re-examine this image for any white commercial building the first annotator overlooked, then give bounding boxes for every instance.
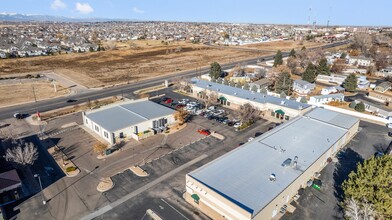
[190,78,311,121]
[83,99,176,144]
[185,108,359,220]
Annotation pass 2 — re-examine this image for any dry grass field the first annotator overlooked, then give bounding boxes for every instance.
[0,40,270,88]
[0,81,69,107]
[242,40,325,51]
[0,40,325,88]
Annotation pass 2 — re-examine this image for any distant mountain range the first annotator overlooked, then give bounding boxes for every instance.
[0,12,137,22]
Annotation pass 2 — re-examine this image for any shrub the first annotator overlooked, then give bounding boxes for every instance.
[66,166,77,173]
[349,101,357,109]
[355,102,365,112]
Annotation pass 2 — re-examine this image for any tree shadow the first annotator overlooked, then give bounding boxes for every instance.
[333,148,364,203]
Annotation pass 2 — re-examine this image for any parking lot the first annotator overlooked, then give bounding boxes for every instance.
[282,121,390,220]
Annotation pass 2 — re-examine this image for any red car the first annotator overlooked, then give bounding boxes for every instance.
[164,98,173,104]
[197,129,211,136]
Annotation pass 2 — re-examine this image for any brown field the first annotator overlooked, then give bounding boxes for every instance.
[0,40,325,88]
[0,82,69,107]
[241,40,325,51]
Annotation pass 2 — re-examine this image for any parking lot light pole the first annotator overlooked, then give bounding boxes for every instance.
[34,174,46,205]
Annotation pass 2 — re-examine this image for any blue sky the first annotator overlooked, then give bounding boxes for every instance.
[0,0,391,26]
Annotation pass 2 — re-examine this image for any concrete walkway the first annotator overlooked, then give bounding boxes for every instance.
[44,72,89,94]
[80,153,208,220]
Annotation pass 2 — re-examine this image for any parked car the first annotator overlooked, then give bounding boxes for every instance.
[248,137,254,142]
[233,122,241,128]
[197,129,211,136]
[164,98,173,104]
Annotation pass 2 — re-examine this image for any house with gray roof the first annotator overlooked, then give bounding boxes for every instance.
[185,107,359,220]
[83,98,176,144]
[293,79,315,95]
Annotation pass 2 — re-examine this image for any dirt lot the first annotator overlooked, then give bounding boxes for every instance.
[0,81,69,107]
[0,40,271,88]
[241,40,325,51]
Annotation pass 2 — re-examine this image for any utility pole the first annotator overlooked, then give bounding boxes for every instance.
[34,174,46,205]
[32,84,37,102]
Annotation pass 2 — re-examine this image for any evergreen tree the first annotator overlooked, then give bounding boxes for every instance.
[343,156,392,218]
[300,97,307,103]
[355,102,365,112]
[302,63,317,83]
[89,46,94,52]
[273,50,283,67]
[289,48,296,57]
[343,73,358,92]
[275,72,292,95]
[280,91,287,98]
[301,46,306,51]
[209,62,222,80]
[317,58,331,76]
[251,85,258,92]
[223,78,229,85]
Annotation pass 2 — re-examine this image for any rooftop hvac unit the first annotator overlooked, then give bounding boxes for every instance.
[269,173,277,182]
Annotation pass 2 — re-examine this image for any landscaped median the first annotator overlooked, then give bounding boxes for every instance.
[48,145,80,177]
[97,177,114,192]
[129,166,149,177]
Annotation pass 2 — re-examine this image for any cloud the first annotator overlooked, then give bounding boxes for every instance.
[51,0,67,10]
[132,7,145,14]
[75,2,94,14]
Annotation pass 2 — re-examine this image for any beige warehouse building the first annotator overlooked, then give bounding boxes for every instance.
[185,108,359,220]
[189,78,311,121]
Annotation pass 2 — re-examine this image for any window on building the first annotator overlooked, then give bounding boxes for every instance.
[85,119,88,124]
[95,125,99,132]
[104,131,109,138]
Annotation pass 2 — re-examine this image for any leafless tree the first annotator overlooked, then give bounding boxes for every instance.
[345,198,361,220]
[238,103,261,124]
[4,139,38,166]
[286,57,300,75]
[352,33,372,55]
[344,198,376,220]
[105,40,117,50]
[199,90,218,109]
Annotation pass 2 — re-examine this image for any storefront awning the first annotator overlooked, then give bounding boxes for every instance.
[275,109,285,115]
[219,96,227,101]
[191,194,200,201]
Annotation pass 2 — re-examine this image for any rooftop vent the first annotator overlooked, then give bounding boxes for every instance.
[293,156,298,168]
[234,92,237,95]
[281,158,292,167]
[281,100,285,105]
[299,105,303,110]
[269,173,276,182]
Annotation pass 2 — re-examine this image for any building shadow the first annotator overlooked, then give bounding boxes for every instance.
[333,148,364,202]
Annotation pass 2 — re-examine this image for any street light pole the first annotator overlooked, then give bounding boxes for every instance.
[34,174,46,205]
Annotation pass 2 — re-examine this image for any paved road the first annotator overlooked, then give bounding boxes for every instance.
[0,40,349,120]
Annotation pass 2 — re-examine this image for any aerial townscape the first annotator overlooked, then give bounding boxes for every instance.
[0,1,392,220]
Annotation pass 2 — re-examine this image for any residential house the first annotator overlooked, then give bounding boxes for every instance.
[357,76,370,89]
[374,82,391,93]
[309,93,345,105]
[355,99,392,118]
[375,67,392,78]
[348,56,372,67]
[321,86,345,95]
[368,91,392,104]
[316,74,347,85]
[293,79,315,95]
[249,78,271,91]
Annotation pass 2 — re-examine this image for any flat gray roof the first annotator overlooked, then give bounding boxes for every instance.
[85,100,175,132]
[304,107,359,129]
[188,108,358,216]
[310,93,345,99]
[191,78,311,111]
